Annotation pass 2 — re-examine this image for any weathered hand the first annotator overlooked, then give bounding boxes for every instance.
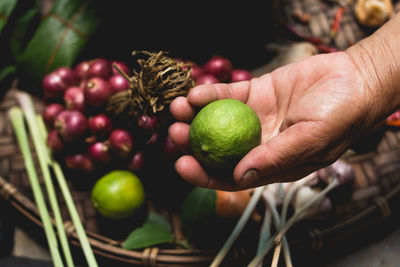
[168,52,377,190]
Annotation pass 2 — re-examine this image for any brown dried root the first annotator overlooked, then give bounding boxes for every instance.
[107,50,194,119]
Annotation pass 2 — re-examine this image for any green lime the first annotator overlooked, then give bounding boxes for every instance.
[189,99,261,170]
[91,170,145,219]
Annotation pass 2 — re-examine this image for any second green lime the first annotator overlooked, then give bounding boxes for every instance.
[189,99,261,170]
[91,170,145,220]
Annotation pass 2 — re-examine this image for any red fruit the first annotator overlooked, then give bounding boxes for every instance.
[42,67,79,99]
[111,61,131,76]
[42,72,66,99]
[88,142,111,164]
[137,115,158,143]
[55,110,87,142]
[231,69,252,82]
[65,153,94,172]
[88,58,112,80]
[162,136,179,161]
[64,86,85,112]
[43,103,64,126]
[203,55,232,81]
[109,74,130,94]
[190,64,204,81]
[46,129,64,154]
[84,77,112,107]
[127,150,145,171]
[54,67,79,87]
[74,61,91,80]
[109,129,134,158]
[196,74,219,85]
[88,113,112,137]
[137,115,158,131]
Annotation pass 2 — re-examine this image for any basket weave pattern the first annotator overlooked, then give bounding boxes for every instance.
[282,0,400,50]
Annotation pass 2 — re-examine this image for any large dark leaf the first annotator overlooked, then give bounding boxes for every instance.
[9,6,39,60]
[180,187,216,239]
[17,0,100,87]
[0,0,39,75]
[123,212,174,250]
[0,0,17,34]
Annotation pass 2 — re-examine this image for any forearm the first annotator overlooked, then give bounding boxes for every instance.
[346,12,400,124]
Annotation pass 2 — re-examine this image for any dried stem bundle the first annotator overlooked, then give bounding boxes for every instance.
[107,50,194,119]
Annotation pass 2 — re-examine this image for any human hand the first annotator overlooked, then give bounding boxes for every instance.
[169,52,377,191]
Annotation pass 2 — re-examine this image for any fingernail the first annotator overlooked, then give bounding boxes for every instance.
[238,169,260,187]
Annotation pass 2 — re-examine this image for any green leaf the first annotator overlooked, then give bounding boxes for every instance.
[9,6,40,60]
[0,65,16,81]
[0,0,18,34]
[123,212,174,250]
[180,187,216,239]
[17,0,101,86]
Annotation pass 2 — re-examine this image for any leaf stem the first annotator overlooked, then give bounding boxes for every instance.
[263,195,293,267]
[8,107,64,267]
[210,186,266,267]
[256,210,271,254]
[275,179,339,244]
[17,92,74,267]
[247,233,277,267]
[51,161,98,267]
[280,175,316,229]
[271,243,281,267]
[35,114,99,267]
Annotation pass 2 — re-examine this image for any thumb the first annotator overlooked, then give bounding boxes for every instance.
[233,121,337,187]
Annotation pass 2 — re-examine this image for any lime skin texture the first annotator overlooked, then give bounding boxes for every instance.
[189,99,262,171]
[91,170,145,220]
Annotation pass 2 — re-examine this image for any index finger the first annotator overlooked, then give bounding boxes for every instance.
[188,81,252,107]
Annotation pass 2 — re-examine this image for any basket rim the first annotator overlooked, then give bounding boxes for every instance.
[0,174,215,266]
[3,89,400,266]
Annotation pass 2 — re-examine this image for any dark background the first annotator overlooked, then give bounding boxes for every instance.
[77,2,281,70]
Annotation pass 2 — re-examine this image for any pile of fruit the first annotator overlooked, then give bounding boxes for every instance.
[182,55,252,85]
[42,54,252,177]
[42,58,180,175]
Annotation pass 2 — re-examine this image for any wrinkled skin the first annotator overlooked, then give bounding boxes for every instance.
[169,52,377,191]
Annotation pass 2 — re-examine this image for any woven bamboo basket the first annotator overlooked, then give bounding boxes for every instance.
[2,1,400,266]
[2,86,400,266]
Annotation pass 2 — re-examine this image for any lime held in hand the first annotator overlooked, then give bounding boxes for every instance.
[189,99,262,170]
[91,170,145,220]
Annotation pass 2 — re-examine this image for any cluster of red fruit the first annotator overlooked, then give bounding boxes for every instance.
[42,58,179,174]
[182,55,252,85]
